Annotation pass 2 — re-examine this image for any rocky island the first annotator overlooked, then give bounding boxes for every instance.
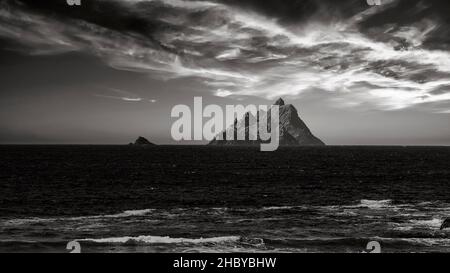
[209,98,325,146]
[130,136,155,146]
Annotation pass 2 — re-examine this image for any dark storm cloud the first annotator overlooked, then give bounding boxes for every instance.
[358,0,450,50]
[1,0,450,113]
[217,0,369,23]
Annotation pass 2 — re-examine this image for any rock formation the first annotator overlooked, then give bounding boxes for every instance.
[131,136,155,146]
[209,98,325,146]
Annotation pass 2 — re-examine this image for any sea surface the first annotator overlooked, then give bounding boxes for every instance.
[0,145,449,253]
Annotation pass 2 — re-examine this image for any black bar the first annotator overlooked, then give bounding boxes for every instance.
[1,253,447,273]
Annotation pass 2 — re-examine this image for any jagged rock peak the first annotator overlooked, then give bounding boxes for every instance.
[274,98,285,106]
[209,98,325,146]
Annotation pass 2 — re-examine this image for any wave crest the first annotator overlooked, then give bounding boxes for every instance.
[357,199,393,209]
[78,235,248,245]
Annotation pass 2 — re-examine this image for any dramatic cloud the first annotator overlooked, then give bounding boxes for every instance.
[1,0,450,112]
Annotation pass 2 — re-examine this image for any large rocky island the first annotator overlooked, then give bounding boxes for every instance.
[209,98,325,146]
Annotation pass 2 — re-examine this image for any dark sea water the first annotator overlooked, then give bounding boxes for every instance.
[0,146,449,253]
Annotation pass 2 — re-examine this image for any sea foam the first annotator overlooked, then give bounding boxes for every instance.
[78,235,241,245]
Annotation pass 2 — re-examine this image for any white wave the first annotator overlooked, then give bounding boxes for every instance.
[261,206,299,211]
[2,209,154,225]
[78,235,241,245]
[105,209,154,218]
[373,237,450,247]
[392,216,448,232]
[416,201,434,206]
[2,217,51,226]
[0,239,39,244]
[392,226,414,231]
[403,238,450,246]
[225,217,285,224]
[409,218,443,228]
[65,208,154,220]
[357,199,393,209]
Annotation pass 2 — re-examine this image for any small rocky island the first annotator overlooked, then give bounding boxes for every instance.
[130,136,155,146]
[209,98,325,146]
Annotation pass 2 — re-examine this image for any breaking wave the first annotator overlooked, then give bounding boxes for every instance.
[408,218,444,229]
[1,209,154,225]
[77,235,265,247]
[260,200,395,211]
[356,199,393,209]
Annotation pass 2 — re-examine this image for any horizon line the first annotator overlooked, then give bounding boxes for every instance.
[1,144,450,147]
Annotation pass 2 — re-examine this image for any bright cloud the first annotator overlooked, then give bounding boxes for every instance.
[1,0,450,112]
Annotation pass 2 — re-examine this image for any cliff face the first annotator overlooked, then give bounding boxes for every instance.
[273,99,325,146]
[209,98,325,146]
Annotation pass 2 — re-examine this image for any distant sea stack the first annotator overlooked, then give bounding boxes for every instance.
[130,136,155,146]
[209,98,325,146]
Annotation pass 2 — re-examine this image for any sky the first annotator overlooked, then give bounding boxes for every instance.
[0,0,450,145]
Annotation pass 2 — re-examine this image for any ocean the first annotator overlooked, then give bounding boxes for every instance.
[0,146,449,253]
